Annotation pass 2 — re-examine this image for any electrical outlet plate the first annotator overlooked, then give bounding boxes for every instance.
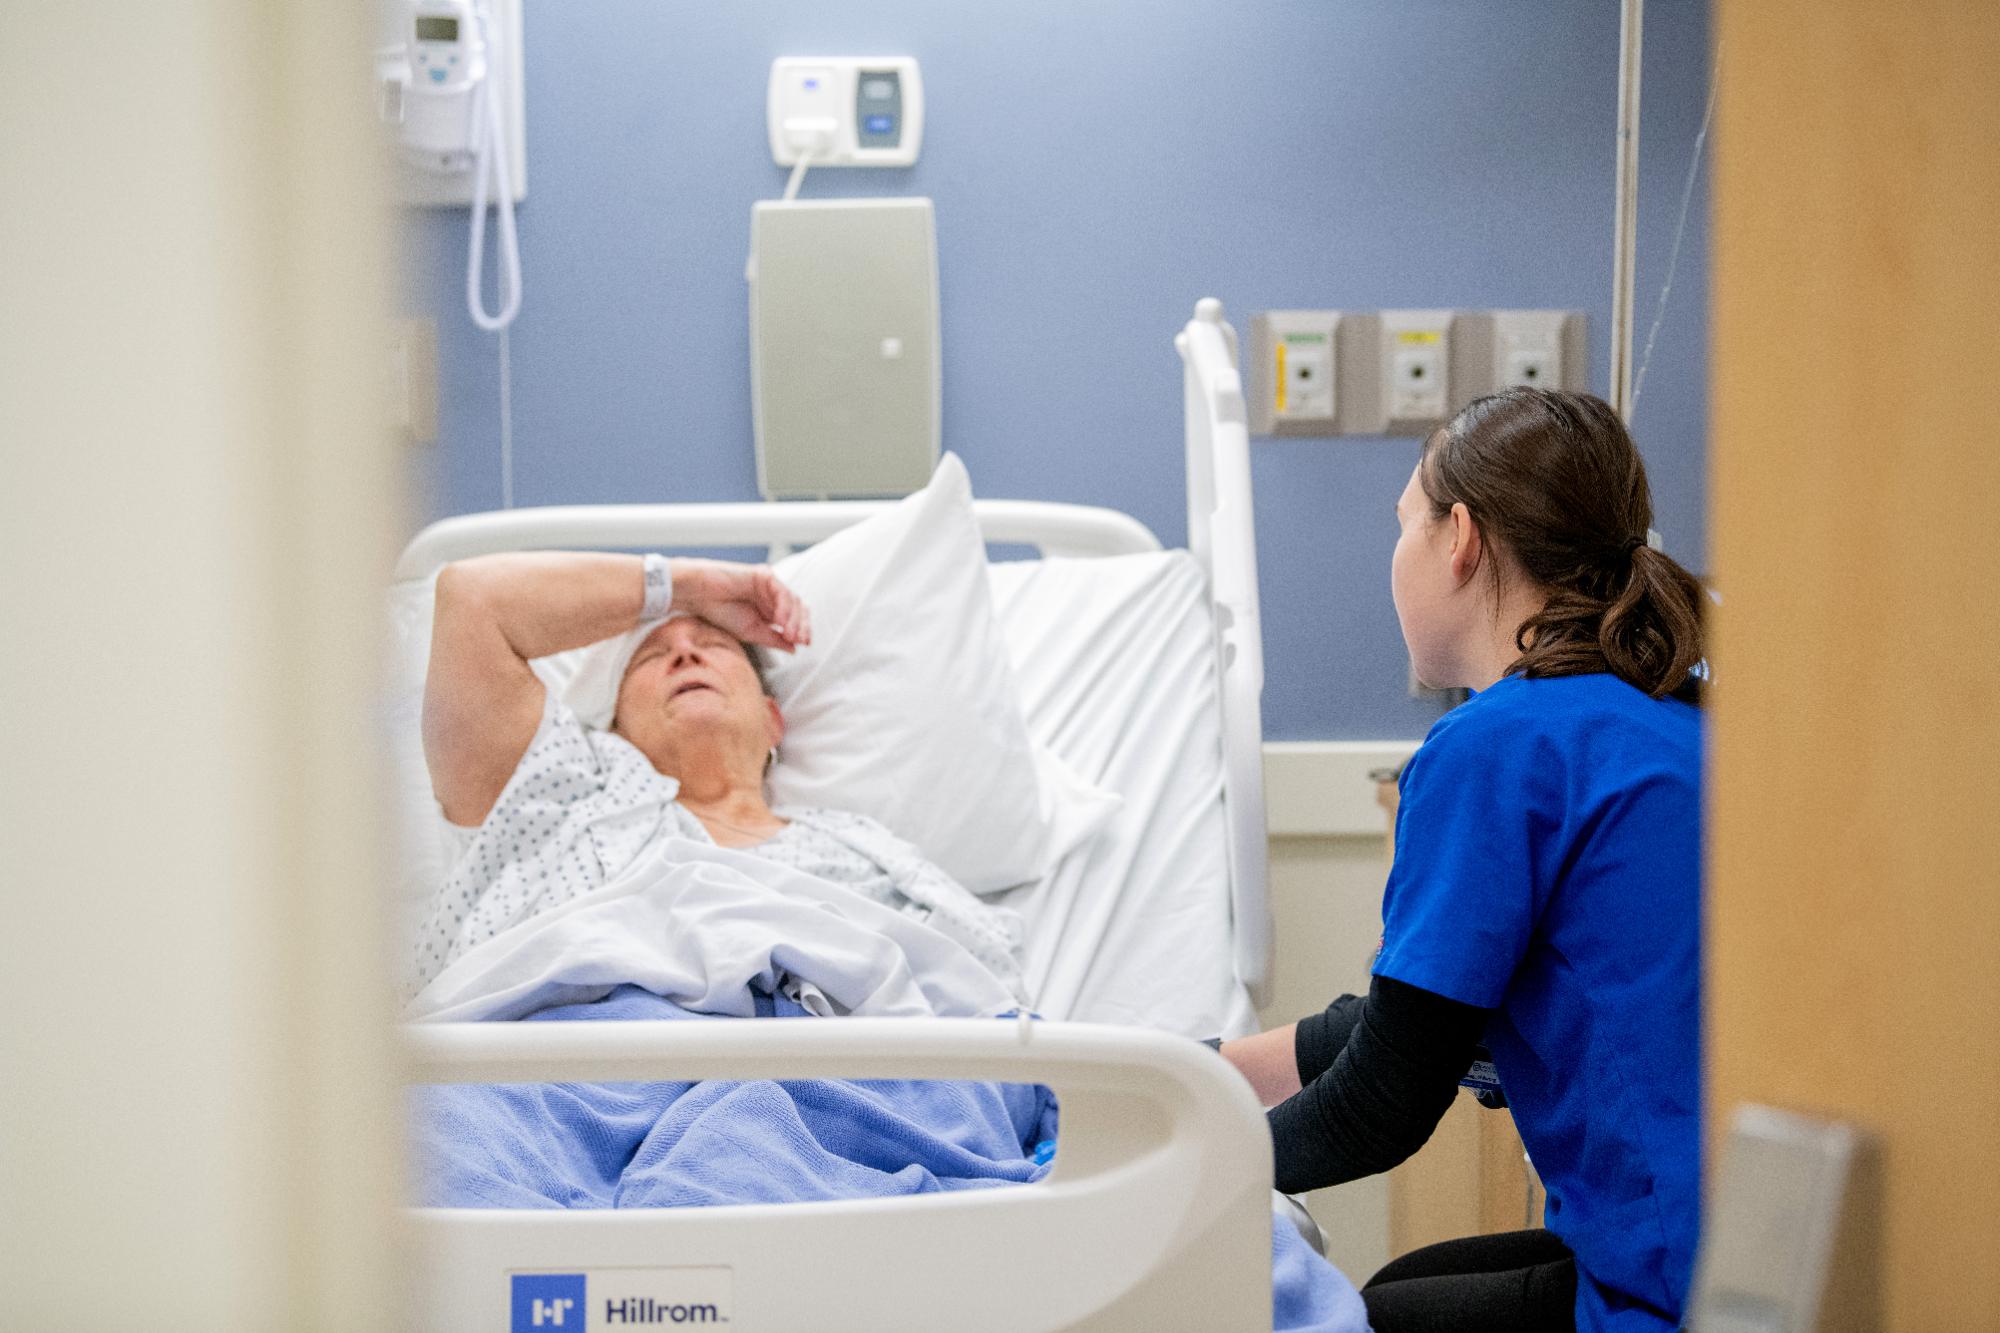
[393,317,439,445]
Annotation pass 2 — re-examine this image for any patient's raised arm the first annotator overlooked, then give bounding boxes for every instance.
[424,552,648,825]
[422,552,810,826]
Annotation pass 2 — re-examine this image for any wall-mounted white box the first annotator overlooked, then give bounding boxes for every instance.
[748,198,940,499]
[1379,310,1455,435]
[1455,310,1590,400]
[1249,311,1388,437]
[1249,312,1338,434]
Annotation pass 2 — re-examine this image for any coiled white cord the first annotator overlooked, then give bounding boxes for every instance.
[498,325,514,508]
[465,6,520,332]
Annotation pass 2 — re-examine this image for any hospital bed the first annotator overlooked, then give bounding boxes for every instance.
[391,300,1304,1329]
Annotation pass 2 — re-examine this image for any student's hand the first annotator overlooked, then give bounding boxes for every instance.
[671,559,813,652]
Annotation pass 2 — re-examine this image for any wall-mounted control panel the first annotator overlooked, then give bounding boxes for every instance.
[768,57,924,167]
[1249,308,1588,437]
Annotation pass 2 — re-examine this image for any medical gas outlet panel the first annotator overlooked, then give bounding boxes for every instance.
[768,57,924,166]
[1249,309,1588,437]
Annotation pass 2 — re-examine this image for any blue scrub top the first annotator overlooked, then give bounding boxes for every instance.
[1373,672,1702,1333]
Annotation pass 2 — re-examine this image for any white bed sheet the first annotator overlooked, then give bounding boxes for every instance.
[404,836,1019,1024]
[989,551,1257,1040]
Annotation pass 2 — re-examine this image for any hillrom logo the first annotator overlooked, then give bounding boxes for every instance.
[512,1270,728,1328]
[512,1274,585,1330]
[601,1296,724,1324]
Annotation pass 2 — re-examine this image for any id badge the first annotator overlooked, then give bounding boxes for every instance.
[1459,1058,1504,1094]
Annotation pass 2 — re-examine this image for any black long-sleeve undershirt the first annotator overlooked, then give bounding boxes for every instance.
[1268,975,1491,1195]
[1293,991,1366,1086]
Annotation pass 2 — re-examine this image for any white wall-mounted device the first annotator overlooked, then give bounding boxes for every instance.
[1248,308,1589,438]
[377,0,525,208]
[748,198,940,499]
[768,57,924,167]
[1452,311,1590,402]
[376,0,525,330]
[1248,311,1342,435]
[1273,314,1337,423]
[1493,310,1588,392]
[1494,311,1570,390]
[1380,309,1455,434]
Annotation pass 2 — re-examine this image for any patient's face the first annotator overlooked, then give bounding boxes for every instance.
[614,617,781,767]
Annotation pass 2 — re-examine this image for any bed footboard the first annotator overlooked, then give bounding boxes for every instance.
[405,1018,1273,1331]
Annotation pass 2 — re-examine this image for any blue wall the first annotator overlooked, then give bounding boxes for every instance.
[403,0,1711,741]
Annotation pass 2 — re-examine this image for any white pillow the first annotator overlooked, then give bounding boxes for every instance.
[759,454,1120,892]
[381,453,1119,929]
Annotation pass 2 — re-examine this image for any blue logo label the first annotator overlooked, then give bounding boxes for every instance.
[513,1273,587,1331]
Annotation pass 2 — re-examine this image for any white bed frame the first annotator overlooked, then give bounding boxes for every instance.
[398,300,1277,1330]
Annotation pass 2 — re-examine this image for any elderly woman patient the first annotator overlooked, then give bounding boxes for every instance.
[405,548,1375,1332]
[409,549,1023,997]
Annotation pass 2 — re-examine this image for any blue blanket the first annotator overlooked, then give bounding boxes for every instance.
[411,985,1368,1332]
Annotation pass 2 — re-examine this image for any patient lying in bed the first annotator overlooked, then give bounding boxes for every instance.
[404,549,1369,1332]
[409,550,1023,1000]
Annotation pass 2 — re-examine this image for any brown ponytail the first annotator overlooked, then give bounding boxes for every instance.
[1420,388,1706,700]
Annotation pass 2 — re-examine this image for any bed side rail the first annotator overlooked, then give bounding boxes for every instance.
[394,498,1160,580]
[1178,299,1272,1007]
[404,1018,1272,1330]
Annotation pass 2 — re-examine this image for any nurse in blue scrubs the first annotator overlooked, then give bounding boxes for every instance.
[1223,388,1706,1333]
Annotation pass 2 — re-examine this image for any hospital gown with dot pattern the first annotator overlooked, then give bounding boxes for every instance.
[408,693,1024,999]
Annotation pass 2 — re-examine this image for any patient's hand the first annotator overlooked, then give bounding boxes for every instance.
[673,559,813,653]
[1220,1024,1305,1108]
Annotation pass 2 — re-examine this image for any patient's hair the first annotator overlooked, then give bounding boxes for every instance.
[1419,388,1706,701]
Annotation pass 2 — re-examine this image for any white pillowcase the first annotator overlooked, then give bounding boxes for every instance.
[758,453,1120,893]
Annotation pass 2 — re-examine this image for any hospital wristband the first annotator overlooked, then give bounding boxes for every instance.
[641,553,674,621]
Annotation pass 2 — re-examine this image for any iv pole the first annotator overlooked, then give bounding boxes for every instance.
[1610,0,1643,423]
